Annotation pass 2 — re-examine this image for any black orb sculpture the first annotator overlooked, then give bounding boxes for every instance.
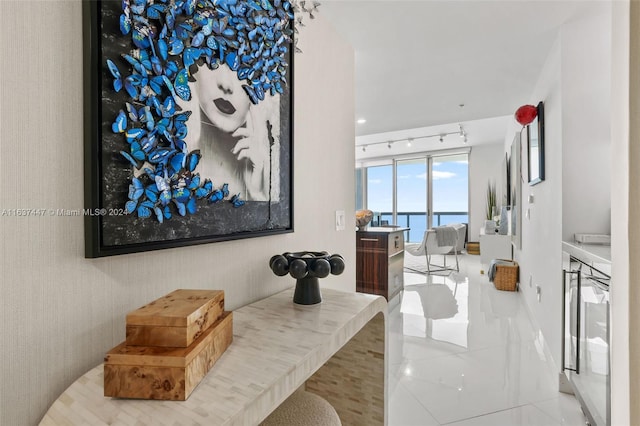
[269,251,345,305]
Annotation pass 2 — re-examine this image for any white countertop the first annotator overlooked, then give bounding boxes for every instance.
[40,288,387,426]
[562,241,611,275]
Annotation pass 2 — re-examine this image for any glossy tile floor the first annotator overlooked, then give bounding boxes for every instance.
[388,254,587,426]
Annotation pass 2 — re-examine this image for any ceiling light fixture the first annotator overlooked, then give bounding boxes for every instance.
[357,118,367,124]
[355,124,468,153]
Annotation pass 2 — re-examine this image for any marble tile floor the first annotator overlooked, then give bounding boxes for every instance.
[387,254,587,426]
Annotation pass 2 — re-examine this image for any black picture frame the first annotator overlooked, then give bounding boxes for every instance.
[527,101,545,186]
[84,1,294,258]
[504,152,511,207]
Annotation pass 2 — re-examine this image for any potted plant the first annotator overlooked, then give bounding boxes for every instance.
[485,180,497,221]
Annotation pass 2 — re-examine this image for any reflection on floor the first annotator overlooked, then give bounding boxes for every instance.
[388,254,587,426]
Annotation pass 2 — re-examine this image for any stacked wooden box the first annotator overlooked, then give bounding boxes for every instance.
[104,289,232,401]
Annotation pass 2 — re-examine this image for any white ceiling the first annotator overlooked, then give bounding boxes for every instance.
[354,114,511,161]
[320,0,598,148]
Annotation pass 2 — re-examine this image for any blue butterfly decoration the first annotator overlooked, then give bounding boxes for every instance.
[173,111,191,139]
[129,0,146,15]
[106,60,124,93]
[125,127,146,143]
[174,68,192,101]
[230,193,245,208]
[152,96,176,118]
[120,151,140,168]
[242,84,264,105]
[168,35,185,55]
[195,179,213,199]
[112,110,127,133]
[154,173,172,206]
[122,52,152,75]
[120,0,132,34]
[209,183,229,203]
[137,200,155,218]
[110,0,291,222]
[111,61,140,99]
[146,3,166,19]
[124,177,144,214]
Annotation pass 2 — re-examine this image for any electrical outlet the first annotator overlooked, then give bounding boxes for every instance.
[536,285,542,302]
[528,194,535,204]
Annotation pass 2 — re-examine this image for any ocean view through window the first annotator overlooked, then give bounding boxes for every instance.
[358,153,469,243]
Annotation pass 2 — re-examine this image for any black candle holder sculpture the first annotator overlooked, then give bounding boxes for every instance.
[269,251,345,305]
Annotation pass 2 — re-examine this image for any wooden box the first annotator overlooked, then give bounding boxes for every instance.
[105,311,233,400]
[126,289,224,348]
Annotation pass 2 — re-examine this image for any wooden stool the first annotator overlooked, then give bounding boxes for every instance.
[260,389,341,426]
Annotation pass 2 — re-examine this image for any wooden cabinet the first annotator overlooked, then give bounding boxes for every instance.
[356,227,407,301]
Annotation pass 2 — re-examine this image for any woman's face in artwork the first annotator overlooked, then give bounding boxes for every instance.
[195,64,252,133]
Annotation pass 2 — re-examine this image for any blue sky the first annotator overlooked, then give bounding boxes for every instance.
[366,158,468,214]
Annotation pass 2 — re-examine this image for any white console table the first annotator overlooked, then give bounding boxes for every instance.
[479,228,513,265]
[40,288,387,426]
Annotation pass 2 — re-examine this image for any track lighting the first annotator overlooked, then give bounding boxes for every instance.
[356,124,468,153]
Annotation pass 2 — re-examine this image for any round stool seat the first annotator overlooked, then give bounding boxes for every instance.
[260,389,341,426]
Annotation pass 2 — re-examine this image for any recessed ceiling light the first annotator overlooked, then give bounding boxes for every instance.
[357,118,367,124]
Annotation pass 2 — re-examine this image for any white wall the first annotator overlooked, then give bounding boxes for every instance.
[468,143,505,242]
[610,1,631,424]
[0,2,355,425]
[512,0,612,388]
[561,8,612,242]
[510,36,564,368]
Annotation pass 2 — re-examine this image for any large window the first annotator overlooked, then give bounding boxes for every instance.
[396,158,427,242]
[432,154,469,227]
[366,164,393,226]
[356,151,469,243]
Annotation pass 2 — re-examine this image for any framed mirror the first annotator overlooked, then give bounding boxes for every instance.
[527,101,545,185]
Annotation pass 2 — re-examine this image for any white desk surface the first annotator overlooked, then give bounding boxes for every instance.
[40,288,387,426]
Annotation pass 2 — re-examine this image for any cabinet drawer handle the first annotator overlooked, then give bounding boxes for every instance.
[360,238,379,242]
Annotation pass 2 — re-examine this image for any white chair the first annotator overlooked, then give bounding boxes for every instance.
[405,227,460,274]
[450,223,467,254]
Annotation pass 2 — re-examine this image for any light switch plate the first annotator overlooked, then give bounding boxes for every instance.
[335,210,345,231]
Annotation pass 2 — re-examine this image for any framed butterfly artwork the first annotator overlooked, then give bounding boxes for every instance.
[84,0,294,257]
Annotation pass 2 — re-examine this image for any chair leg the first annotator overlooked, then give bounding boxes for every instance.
[426,255,431,273]
[454,251,459,272]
